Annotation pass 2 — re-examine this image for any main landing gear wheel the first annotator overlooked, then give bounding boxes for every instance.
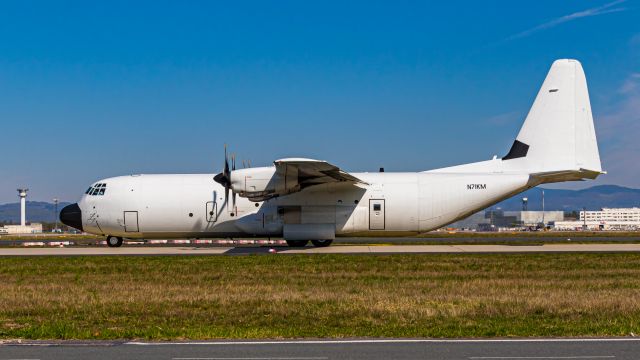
[286,240,309,247]
[106,236,123,248]
[311,239,333,247]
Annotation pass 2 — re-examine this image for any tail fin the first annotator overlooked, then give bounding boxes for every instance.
[503,59,603,182]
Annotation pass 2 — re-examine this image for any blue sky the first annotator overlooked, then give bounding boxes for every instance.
[1,0,638,203]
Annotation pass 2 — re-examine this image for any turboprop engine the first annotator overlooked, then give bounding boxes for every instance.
[213,147,301,203]
[229,166,300,201]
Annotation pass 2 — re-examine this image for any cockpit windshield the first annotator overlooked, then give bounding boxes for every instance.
[85,183,107,196]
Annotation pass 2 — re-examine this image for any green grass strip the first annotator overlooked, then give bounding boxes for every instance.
[1,253,639,340]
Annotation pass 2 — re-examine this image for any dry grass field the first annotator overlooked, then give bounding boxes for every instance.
[1,253,639,339]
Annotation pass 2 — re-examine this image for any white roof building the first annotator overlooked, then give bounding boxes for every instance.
[554,208,640,231]
[581,207,640,222]
[0,223,43,234]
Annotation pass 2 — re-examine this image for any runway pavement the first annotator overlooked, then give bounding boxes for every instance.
[1,338,640,359]
[2,243,640,255]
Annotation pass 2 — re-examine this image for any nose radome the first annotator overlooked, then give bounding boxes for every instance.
[60,203,83,231]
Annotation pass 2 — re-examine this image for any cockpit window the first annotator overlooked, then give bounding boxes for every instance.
[86,183,107,196]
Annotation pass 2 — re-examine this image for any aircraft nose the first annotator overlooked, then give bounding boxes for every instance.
[60,203,83,231]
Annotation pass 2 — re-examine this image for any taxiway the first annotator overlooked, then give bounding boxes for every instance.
[1,338,639,360]
[2,243,640,256]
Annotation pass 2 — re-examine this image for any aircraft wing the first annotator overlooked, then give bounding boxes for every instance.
[274,158,367,188]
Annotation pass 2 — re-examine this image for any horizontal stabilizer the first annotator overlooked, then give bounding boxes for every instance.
[503,59,603,180]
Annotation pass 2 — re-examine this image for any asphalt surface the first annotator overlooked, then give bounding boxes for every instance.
[338,236,640,244]
[3,236,640,246]
[2,243,640,256]
[1,339,639,359]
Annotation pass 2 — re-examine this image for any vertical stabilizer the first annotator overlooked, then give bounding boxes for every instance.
[502,59,602,180]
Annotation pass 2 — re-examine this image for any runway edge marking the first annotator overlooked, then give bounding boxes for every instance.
[125,338,640,346]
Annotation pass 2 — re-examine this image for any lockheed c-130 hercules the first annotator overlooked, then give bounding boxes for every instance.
[61,59,604,247]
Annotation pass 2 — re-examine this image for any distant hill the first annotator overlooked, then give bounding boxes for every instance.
[494,185,640,211]
[0,201,71,224]
[0,185,638,223]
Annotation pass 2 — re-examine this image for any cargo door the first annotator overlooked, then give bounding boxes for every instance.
[369,199,385,230]
[124,211,139,232]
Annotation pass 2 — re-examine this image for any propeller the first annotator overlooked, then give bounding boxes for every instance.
[231,153,237,210]
[214,145,232,212]
[213,145,230,184]
[213,145,238,214]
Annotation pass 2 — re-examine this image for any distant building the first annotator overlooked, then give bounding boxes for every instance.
[0,223,43,234]
[449,210,564,231]
[520,211,565,226]
[554,208,640,231]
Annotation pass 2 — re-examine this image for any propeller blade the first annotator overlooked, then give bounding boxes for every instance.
[214,144,232,188]
[214,145,233,213]
[212,144,240,215]
[224,144,230,178]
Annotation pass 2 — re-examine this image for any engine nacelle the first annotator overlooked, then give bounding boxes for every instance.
[229,166,300,201]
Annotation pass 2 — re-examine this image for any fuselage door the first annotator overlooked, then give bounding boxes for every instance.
[369,199,385,230]
[124,211,139,232]
[206,201,218,222]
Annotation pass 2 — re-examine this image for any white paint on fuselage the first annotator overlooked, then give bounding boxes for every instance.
[78,170,531,239]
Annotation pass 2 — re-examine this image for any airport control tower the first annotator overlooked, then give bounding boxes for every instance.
[17,188,28,226]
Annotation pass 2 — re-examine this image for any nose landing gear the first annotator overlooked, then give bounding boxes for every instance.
[106,236,123,248]
[311,239,333,247]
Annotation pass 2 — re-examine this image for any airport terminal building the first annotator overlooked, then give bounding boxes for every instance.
[451,208,640,231]
[449,210,565,231]
[554,208,640,231]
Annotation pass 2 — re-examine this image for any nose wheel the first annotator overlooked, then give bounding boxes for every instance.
[106,236,123,248]
[311,239,333,247]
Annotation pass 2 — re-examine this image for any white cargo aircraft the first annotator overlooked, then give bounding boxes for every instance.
[61,59,603,247]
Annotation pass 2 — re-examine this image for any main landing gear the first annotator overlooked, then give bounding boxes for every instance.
[285,239,333,247]
[106,235,123,248]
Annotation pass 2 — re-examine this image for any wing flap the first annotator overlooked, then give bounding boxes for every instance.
[274,158,366,188]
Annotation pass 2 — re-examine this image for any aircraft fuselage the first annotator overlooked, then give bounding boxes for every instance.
[76,171,530,239]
